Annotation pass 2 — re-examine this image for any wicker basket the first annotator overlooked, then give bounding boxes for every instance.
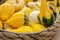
[0,16,59,40]
[0,14,59,40]
[0,0,60,40]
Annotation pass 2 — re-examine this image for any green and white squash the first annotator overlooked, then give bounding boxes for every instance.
[38,0,57,27]
[29,0,57,27]
[29,10,40,23]
[6,11,28,29]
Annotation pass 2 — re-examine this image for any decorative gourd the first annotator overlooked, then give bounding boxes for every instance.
[21,6,33,18]
[27,2,36,9]
[0,3,15,21]
[6,0,25,12]
[6,11,28,29]
[29,10,40,23]
[27,1,41,10]
[29,22,46,32]
[11,26,33,33]
[0,20,3,29]
[38,0,57,27]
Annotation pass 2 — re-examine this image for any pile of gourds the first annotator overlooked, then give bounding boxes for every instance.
[0,0,57,33]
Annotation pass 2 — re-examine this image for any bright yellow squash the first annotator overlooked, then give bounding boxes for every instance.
[12,26,33,33]
[0,3,15,21]
[0,20,3,29]
[6,12,25,29]
[29,22,46,32]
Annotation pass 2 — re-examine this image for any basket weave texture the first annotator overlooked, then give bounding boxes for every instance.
[0,15,59,40]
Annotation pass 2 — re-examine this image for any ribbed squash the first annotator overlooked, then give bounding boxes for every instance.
[6,11,28,29]
[0,3,15,21]
[38,0,57,27]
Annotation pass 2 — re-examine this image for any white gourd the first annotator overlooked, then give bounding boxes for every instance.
[29,10,40,23]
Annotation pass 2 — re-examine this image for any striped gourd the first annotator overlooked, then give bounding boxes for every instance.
[38,0,57,27]
[6,11,28,29]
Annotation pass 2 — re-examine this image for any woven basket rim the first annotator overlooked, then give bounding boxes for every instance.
[0,25,55,35]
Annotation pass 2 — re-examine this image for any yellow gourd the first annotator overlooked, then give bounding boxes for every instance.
[12,26,33,33]
[38,0,56,26]
[29,22,46,32]
[0,3,15,21]
[6,0,25,12]
[6,12,25,29]
[0,20,3,29]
